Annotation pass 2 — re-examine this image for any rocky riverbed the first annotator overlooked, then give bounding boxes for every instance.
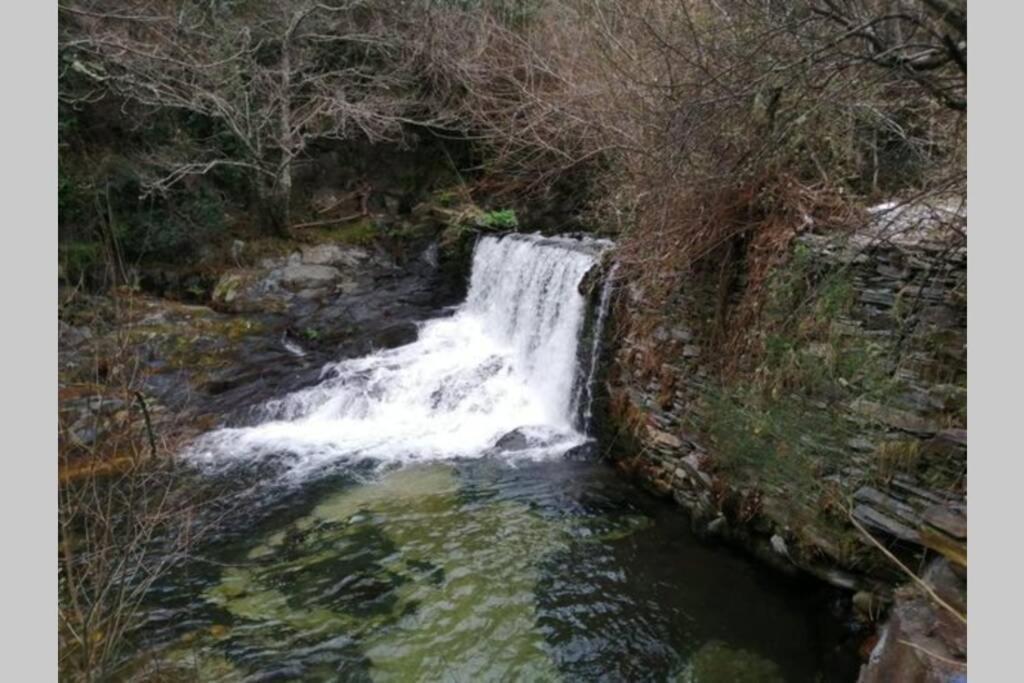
[58,229,468,474]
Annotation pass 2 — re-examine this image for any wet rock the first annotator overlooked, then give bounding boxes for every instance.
[684,641,785,682]
[706,515,728,537]
[363,322,419,351]
[494,429,531,452]
[769,534,790,559]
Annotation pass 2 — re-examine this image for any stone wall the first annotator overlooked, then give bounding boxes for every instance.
[604,202,966,592]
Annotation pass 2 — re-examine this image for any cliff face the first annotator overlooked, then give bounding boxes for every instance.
[604,201,966,673]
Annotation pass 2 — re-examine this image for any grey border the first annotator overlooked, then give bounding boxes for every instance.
[968,2,1020,681]
[4,0,1011,678]
[5,1,57,679]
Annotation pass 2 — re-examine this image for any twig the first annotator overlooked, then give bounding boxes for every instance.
[133,391,157,459]
[290,213,367,230]
[897,639,966,669]
[848,510,966,625]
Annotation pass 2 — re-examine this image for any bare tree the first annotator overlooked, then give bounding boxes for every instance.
[59,0,442,235]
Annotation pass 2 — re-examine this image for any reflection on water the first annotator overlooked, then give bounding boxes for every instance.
[128,459,858,681]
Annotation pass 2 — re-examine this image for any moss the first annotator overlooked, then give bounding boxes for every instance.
[127,309,264,372]
[678,640,784,683]
[478,208,519,229]
[305,217,378,245]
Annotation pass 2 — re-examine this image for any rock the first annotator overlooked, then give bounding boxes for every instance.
[859,289,896,307]
[921,558,966,616]
[421,242,440,268]
[918,524,967,568]
[679,452,712,488]
[299,244,370,268]
[364,322,419,350]
[858,559,966,683]
[921,505,966,540]
[849,398,942,434]
[847,436,876,452]
[646,426,682,450]
[852,503,920,544]
[68,419,98,447]
[808,566,862,591]
[212,270,289,313]
[669,326,692,342]
[769,534,790,559]
[684,641,785,683]
[706,515,728,537]
[921,429,967,462]
[278,263,342,290]
[59,321,93,348]
[494,429,531,452]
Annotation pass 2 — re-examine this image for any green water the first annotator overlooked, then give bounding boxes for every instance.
[126,459,859,681]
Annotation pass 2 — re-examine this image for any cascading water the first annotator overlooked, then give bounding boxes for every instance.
[575,262,618,434]
[129,234,859,683]
[188,233,612,474]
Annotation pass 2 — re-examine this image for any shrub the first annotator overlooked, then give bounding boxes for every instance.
[478,209,519,230]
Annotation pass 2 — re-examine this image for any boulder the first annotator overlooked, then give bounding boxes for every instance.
[299,244,370,268]
[494,429,531,452]
[278,263,342,290]
[858,559,966,683]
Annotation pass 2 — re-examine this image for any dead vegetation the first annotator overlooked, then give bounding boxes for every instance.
[57,1,967,676]
[58,288,209,681]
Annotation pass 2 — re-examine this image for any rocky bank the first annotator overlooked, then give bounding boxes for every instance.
[602,200,967,680]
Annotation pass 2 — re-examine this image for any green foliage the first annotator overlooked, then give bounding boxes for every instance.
[701,248,893,498]
[478,209,519,230]
[115,188,228,263]
[58,165,94,230]
[702,385,848,495]
[59,241,103,284]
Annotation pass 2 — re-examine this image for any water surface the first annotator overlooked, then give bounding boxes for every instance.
[127,234,858,680]
[133,458,858,681]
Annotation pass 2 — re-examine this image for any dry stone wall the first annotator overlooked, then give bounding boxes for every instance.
[605,203,966,591]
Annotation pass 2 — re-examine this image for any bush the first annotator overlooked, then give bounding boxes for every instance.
[478,209,519,230]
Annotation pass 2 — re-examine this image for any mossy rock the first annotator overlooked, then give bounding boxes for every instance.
[676,641,784,683]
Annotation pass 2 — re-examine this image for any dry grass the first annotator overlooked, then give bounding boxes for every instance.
[58,290,209,681]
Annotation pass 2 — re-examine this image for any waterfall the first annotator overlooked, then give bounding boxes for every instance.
[577,263,618,434]
[188,233,612,474]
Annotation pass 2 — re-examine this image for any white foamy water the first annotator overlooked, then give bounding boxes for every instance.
[187,233,610,474]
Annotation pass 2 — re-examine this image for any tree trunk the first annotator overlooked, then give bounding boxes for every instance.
[258,179,291,238]
[273,21,295,238]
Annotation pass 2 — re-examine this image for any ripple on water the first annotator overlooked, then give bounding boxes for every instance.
[130,461,858,682]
